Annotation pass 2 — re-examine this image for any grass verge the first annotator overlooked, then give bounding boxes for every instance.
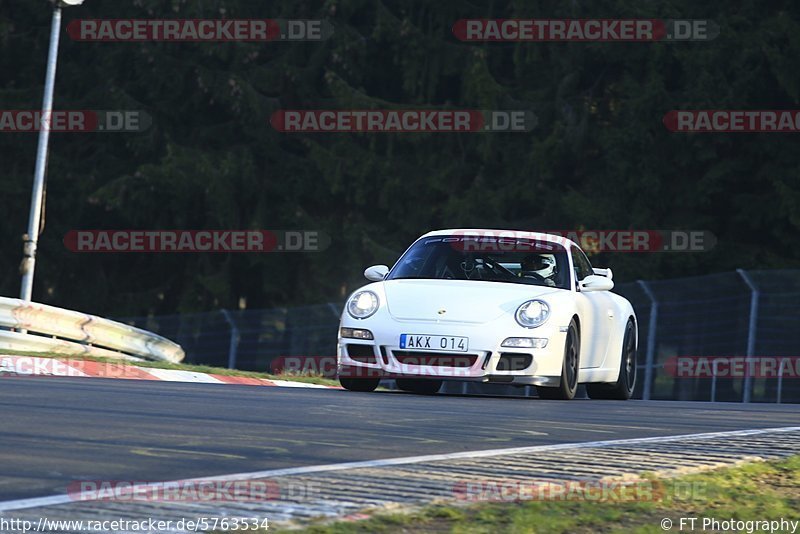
[280,455,800,533]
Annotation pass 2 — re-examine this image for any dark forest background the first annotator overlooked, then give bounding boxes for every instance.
[1,0,799,317]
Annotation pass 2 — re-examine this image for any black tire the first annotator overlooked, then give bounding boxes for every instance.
[586,318,637,400]
[537,318,580,400]
[339,376,380,392]
[395,378,442,395]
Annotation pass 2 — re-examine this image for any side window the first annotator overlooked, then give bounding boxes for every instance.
[570,246,593,282]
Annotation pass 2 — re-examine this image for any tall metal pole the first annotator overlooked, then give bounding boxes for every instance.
[20,5,63,302]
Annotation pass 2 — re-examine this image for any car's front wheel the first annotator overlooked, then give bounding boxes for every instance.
[395,378,442,395]
[586,317,637,400]
[339,376,380,392]
[537,318,580,400]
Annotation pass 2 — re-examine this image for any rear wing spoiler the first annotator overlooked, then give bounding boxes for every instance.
[592,267,613,280]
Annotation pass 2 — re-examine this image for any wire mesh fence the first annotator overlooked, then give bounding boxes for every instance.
[615,269,800,404]
[116,304,342,372]
[117,269,800,403]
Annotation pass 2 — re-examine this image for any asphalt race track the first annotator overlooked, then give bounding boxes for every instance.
[2,376,800,503]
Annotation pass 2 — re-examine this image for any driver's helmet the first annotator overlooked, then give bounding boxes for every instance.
[521,253,557,279]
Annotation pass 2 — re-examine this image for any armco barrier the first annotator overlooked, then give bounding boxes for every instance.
[0,297,184,363]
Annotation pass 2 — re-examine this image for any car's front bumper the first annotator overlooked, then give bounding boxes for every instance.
[337,320,567,386]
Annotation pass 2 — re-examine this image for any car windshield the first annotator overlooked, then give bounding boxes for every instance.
[387,235,571,290]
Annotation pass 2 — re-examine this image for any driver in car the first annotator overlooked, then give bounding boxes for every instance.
[519,253,557,287]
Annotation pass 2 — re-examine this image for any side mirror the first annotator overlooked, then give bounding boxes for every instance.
[579,274,614,292]
[592,267,613,280]
[364,265,389,282]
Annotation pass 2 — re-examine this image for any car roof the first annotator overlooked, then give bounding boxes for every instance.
[418,229,579,250]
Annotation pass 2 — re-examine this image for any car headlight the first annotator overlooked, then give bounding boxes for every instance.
[515,300,550,328]
[347,290,379,319]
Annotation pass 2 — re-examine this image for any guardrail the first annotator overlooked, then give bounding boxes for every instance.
[0,297,184,363]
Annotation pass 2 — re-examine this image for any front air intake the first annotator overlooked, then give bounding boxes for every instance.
[346,344,377,364]
[496,353,533,371]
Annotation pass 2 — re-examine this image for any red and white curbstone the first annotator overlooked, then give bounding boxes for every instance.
[0,355,341,389]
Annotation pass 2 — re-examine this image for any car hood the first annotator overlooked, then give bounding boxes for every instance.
[383,279,564,323]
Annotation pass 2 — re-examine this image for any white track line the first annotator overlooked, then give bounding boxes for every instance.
[1,425,799,513]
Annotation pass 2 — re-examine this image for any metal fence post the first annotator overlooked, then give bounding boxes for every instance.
[221,309,240,369]
[637,280,658,400]
[777,358,786,404]
[710,359,722,402]
[736,269,759,403]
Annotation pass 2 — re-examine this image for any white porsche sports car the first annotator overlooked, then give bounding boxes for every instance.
[337,230,637,400]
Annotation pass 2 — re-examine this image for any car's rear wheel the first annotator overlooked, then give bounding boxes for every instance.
[586,318,637,400]
[537,318,580,400]
[339,376,380,392]
[395,378,442,395]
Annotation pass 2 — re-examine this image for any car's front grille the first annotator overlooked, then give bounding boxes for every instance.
[393,351,477,367]
[346,344,377,364]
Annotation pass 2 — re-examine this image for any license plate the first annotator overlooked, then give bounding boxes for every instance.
[399,334,469,352]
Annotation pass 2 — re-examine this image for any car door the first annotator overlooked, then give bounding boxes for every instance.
[571,246,614,368]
